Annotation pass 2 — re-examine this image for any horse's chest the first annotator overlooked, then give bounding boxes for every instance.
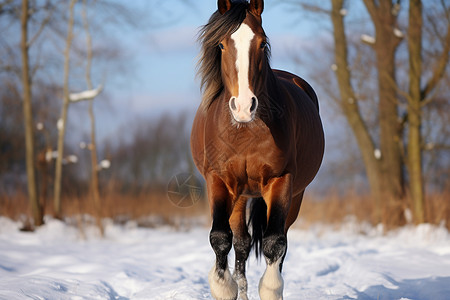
[203,118,287,193]
[219,154,283,197]
[208,136,285,193]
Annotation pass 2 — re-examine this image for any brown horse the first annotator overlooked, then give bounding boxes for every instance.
[191,0,324,299]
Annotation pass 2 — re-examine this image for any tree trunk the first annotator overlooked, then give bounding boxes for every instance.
[318,0,449,225]
[331,0,384,221]
[21,0,43,227]
[363,0,405,225]
[407,0,424,223]
[53,0,76,219]
[83,0,103,234]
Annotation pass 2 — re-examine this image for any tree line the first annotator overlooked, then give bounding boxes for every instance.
[0,0,193,229]
[285,0,449,226]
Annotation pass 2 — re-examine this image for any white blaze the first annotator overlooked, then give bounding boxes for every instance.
[230,23,257,122]
[231,23,254,100]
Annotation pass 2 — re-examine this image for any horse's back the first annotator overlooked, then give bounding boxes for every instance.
[273,69,319,113]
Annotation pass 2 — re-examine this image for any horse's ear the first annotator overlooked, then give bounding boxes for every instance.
[249,0,264,16]
[218,0,232,15]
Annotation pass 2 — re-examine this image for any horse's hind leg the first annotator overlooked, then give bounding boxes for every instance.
[229,197,251,300]
[207,175,238,300]
[259,174,293,300]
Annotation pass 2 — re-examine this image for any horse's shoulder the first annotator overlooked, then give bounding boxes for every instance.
[273,69,319,112]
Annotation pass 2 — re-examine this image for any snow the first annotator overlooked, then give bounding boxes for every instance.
[361,34,376,45]
[67,155,78,164]
[69,85,103,102]
[99,159,111,170]
[57,118,64,131]
[1,217,450,299]
[374,148,382,159]
[393,28,404,39]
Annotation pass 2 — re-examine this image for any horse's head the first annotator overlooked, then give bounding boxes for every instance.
[217,0,267,123]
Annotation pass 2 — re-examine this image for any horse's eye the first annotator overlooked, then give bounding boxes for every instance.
[219,43,224,50]
[260,41,267,49]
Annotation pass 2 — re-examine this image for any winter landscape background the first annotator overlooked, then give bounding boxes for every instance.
[1,217,450,300]
[1,0,449,299]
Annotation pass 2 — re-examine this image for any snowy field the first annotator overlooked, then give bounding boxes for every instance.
[1,217,450,300]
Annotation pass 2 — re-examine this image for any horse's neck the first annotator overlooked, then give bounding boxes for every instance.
[265,68,284,101]
[265,68,279,95]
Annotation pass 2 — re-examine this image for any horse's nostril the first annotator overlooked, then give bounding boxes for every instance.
[230,98,237,111]
[250,97,257,112]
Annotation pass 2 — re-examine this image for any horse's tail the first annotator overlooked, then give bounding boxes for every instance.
[248,197,267,259]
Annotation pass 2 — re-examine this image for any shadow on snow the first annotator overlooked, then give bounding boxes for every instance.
[342,275,450,300]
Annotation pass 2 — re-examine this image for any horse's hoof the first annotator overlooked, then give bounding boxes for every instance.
[209,265,238,300]
[258,257,284,300]
[233,273,248,300]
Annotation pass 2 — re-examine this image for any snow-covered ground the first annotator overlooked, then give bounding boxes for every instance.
[1,216,450,300]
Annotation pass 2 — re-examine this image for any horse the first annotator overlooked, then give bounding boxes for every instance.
[191,0,324,299]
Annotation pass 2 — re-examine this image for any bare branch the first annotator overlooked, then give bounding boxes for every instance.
[421,80,446,108]
[28,4,55,47]
[0,0,15,15]
[362,0,378,21]
[422,22,450,98]
[300,3,331,15]
[441,0,449,22]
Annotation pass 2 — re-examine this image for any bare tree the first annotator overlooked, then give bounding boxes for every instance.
[82,0,100,219]
[407,0,425,223]
[406,0,450,223]
[52,0,142,219]
[20,0,43,227]
[59,0,105,233]
[286,0,450,225]
[53,0,76,219]
[362,0,404,222]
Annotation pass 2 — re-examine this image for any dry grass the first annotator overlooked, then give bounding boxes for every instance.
[298,190,450,231]
[1,190,449,231]
[0,189,210,230]
[0,191,30,221]
[424,192,450,228]
[66,191,209,228]
[297,191,375,229]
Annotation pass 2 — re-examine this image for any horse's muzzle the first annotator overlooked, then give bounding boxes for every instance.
[229,96,258,123]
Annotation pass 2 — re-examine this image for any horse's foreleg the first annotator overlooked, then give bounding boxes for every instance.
[259,218,287,300]
[207,175,237,300]
[259,174,292,300]
[230,197,251,300]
